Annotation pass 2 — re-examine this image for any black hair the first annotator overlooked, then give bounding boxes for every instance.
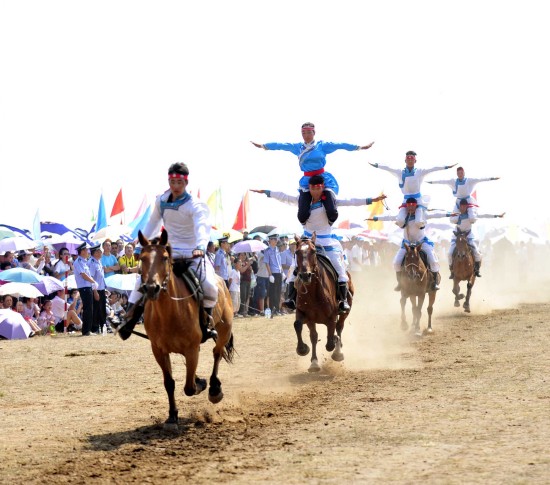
[168,162,189,176]
[301,122,315,130]
[406,150,417,156]
[309,174,325,185]
[459,198,469,205]
[406,197,418,204]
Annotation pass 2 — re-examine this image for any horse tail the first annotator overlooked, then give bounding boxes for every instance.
[222,332,236,364]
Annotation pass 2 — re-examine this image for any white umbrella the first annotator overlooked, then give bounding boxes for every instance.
[105,273,139,292]
[231,240,268,253]
[268,225,304,237]
[0,282,44,298]
[0,237,38,253]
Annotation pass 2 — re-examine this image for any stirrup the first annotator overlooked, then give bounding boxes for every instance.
[339,300,350,313]
[201,313,218,343]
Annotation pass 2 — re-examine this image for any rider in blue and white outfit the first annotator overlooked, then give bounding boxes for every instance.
[252,174,386,313]
[428,166,500,222]
[118,162,218,342]
[369,151,456,229]
[251,122,374,226]
[369,198,455,291]
[448,198,505,278]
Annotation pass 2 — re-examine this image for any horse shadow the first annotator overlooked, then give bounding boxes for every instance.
[85,418,199,451]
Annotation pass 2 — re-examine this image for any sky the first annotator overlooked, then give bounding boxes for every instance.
[1,1,549,239]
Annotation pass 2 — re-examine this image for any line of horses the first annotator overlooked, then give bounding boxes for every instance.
[133,228,476,429]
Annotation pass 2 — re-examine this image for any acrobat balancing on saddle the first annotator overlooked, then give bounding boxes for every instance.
[369,150,457,229]
[367,198,456,292]
[252,175,386,313]
[251,122,374,227]
[448,198,505,279]
[427,166,500,222]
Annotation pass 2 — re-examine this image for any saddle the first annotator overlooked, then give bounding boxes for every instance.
[316,252,339,289]
[172,259,207,328]
[400,248,429,269]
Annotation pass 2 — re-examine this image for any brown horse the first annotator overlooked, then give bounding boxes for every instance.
[138,229,234,430]
[451,229,476,313]
[399,243,437,336]
[293,234,354,372]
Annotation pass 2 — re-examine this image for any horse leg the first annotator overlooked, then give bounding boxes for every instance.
[463,280,474,313]
[325,320,337,352]
[426,291,436,334]
[400,294,408,331]
[331,315,345,362]
[409,295,419,335]
[151,344,178,430]
[308,323,321,373]
[294,318,310,356]
[182,347,205,399]
[414,294,425,337]
[453,280,465,307]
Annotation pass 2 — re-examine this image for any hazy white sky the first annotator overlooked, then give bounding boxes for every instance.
[1,1,548,237]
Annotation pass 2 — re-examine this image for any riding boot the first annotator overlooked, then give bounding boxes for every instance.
[337,282,351,313]
[282,281,297,311]
[474,261,482,277]
[432,272,440,291]
[201,307,218,343]
[394,272,402,291]
[116,302,144,341]
[449,265,454,279]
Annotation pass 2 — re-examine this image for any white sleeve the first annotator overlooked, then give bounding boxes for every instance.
[269,191,299,205]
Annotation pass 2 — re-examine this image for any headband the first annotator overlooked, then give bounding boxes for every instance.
[168,173,188,180]
[309,183,324,188]
[301,127,315,132]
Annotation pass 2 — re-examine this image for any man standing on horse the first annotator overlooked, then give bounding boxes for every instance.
[251,175,386,313]
[368,198,456,291]
[117,162,218,342]
[428,166,500,221]
[369,151,456,229]
[448,199,505,279]
[251,122,375,226]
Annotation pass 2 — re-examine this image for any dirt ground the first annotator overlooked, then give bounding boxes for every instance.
[1,266,549,484]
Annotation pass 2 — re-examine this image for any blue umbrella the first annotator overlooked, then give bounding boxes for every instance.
[0,268,44,284]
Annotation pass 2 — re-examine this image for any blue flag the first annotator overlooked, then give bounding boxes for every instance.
[96,193,108,231]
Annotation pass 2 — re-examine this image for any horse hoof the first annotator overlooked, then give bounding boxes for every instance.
[194,378,207,395]
[454,301,460,307]
[297,344,310,357]
[208,391,224,404]
[326,342,336,352]
[163,420,179,432]
[401,322,408,331]
[458,294,465,300]
[464,307,471,313]
[308,360,321,373]
[414,331,423,338]
[331,352,344,362]
[426,328,434,334]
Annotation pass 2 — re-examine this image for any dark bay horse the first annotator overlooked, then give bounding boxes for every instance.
[451,229,476,313]
[138,229,234,430]
[293,234,353,372]
[399,243,437,336]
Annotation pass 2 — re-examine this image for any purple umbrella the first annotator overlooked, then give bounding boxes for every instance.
[32,276,65,296]
[0,309,33,339]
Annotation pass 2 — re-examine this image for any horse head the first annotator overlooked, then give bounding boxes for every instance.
[454,229,471,260]
[403,242,426,281]
[138,228,172,300]
[294,232,318,284]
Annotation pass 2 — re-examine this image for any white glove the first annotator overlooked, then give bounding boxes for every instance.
[269,275,275,283]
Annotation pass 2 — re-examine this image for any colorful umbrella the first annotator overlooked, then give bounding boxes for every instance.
[32,276,65,296]
[0,237,38,253]
[0,268,44,284]
[231,240,268,254]
[0,309,33,339]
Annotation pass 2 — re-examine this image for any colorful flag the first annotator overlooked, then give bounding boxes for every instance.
[337,219,351,229]
[110,189,125,219]
[96,193,108,231]
[232,191,249,231]
[207,187,224,229]
[132,195,148,222]
[367,193,386,230]
[130,203,153,239]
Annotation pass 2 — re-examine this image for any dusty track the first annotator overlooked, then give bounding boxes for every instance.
[1,270,549,484]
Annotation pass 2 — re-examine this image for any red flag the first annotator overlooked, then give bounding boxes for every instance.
[471,190,478,202]
[110,189,125,217]
[232,191,249,231]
